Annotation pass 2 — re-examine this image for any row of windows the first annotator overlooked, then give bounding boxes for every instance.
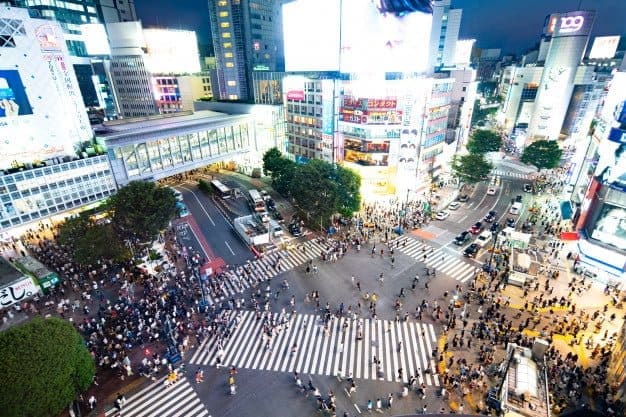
[0,157,108,186]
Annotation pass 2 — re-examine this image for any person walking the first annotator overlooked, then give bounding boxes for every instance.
[114,393,126,412]
[387,393,393,408]
[88,395,97,410]
[367,399,373,412]
[375,398,383,413]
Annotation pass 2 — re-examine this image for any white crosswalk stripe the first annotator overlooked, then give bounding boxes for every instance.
[104,376,210,417]
[189,311,439,386]
[205,240,329,304]
[491,169,530,179]
[391,238,478,283]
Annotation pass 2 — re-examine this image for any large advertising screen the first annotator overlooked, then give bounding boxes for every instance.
[590,202,626,251]
[595,140,626,192]
[0,10,91,170]
[282,0,341,72]
[588,36,620,60]
[340,0,432,73]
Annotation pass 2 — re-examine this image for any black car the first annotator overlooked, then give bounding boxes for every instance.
[484,210,497,223]
[523,184,533,193]
[454,231,472,245]
[489,222,500,233]
[266,198,276,210]
[288,223,302,237]
[457,194,470,202]
[515,195,523,203]
[463,243,479,258]
[506,217,516,228]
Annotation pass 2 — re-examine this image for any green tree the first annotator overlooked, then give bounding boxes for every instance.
[466,129,502,154]
[452,153,493,184]
[0,317,95,417]
[291,160,361,228]
[108,181,178,242]
[520,140,563,171]
[59,215,130,265]
[262,148,296,196]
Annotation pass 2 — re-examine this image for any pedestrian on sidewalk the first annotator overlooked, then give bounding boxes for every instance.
[88,395,96,410]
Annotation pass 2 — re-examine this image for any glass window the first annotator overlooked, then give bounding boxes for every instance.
[219,11,229,17]
[221,32,231,39]
[223,42,232,48]
[225,62,234,68]
[224,52,233,58]
[209,129,219,155]
[220,22,230,28]
[199,130,210,157]
[227,80,236,86]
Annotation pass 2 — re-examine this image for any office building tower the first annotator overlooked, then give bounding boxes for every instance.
[208,0,284,102]
[427,0,462,70]
[527,11,595,141]
[106,21,158,118]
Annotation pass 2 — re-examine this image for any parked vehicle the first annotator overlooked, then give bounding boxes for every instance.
[457,194,470,202]
[448,201,461,210]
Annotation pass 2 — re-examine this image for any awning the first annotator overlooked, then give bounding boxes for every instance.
[560,201,573,220]
[561,231,580,241]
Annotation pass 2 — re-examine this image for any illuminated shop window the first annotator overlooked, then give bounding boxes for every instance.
[227,80,237,86]
[222,32,231,38]
[223,42,232,48]
[225,62,234,68]
[228,95,239,100]
[219,11,229,17]
[224,52,233,58]
[220,22,230,28]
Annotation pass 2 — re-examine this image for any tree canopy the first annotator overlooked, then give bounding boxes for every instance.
[262,148,361,227]
[108,180,178,242]
[58,215,131,265]
[451,153,493,184]
[520,140,563,171]
[0,317,95,417]
[466,129,502,154]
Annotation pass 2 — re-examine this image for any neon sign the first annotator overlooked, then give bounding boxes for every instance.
[559,15,584,33]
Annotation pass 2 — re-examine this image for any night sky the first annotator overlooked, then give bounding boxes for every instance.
[135,0,626,54]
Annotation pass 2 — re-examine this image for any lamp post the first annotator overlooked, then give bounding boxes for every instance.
[487,228,501,272]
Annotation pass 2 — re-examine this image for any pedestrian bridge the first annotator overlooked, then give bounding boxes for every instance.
[97,111,257,186]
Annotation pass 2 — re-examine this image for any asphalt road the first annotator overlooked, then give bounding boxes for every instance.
[174,182,253,267]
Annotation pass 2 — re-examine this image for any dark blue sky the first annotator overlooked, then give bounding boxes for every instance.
[135,0,626,54]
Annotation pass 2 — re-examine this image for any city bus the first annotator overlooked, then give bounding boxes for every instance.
[210,179,232,199]
[248,189,266,213]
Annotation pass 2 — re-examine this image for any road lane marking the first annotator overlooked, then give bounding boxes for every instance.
[224,240,236,255]
[177,185,216,226]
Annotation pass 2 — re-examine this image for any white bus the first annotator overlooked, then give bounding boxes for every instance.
[211,179,232,199]
[248,189,266,212]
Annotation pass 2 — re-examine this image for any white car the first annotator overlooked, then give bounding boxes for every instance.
[487,187,497,195]
[435,210,450,220]
[476,230,493,247]
[448,201,461,210]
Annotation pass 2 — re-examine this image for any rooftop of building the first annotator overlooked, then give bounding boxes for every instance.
[0,257,25,287]
[501,344,550,417]
[95,111,249,144]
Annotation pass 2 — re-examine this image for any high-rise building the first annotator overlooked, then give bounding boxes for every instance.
[0,7,116,230]
[527,11,595,141]
[208,0,284,102]
[106,21,158,118]
[427,0,462,70]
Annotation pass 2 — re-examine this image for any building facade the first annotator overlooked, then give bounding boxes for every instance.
[106,21,158,118]
[527,11,595,141]
[427,0,462,70]
[208,0,283,101]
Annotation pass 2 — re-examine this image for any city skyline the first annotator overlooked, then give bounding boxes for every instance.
[134,0,626,54]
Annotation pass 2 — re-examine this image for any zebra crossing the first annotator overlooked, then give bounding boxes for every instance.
[491,169,530,179]
[204,239,328,304]
[392,238,478,283]
[189,310,439,386]
[104,376,210,417]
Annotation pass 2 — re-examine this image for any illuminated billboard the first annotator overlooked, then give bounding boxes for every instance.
[590,203,626,251]
[340,97,402,125]
[282,0,341,72]
[143,29,201,74]
[544,11,595,38]
[595,141,626,192]
[81,23,111,56]
[0,9,91,170]
[589,36,620,59]
[340,0,432,73]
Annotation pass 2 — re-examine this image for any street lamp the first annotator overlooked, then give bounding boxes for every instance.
[486,228,501,272]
